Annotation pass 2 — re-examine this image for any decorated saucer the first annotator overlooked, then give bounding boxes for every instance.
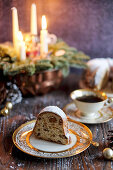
[13,119,92,158]
[63,102,113,124]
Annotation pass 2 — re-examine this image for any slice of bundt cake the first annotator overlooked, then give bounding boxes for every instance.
[33,106,70,145]
[85,58,110,90]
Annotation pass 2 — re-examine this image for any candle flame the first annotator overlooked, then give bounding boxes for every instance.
[42,15,47,30]
[17,31,23,41]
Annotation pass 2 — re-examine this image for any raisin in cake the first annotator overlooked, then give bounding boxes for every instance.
[33,106,70,145]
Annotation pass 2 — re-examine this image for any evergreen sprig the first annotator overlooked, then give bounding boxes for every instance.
[0,40,90,77]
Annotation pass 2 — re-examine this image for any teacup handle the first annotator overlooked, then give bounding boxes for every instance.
[104,98,113,108]
[93,88,113,108]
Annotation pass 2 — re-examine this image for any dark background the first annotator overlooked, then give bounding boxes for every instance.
[0,0,113,58]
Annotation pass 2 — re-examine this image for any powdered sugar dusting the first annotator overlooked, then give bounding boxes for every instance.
[107,58,113,67]
[39,106,67,121]
[87,58,111,89]
[87,58,110,72]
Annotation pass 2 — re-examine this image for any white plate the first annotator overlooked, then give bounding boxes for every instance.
[13,119,92,158]
[64,103,113,124]
[29,133,77,152]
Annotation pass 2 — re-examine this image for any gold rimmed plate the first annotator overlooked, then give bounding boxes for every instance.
[64,103,113,124]
[12,118,92,158]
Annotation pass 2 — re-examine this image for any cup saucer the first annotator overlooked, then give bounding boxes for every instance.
[75,109,101,119]
[63,102,113,124]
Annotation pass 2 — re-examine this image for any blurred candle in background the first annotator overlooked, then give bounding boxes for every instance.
[40,15,48,56]
[12,7,19,53]
[18,31,26,61]
[31,3,37,35]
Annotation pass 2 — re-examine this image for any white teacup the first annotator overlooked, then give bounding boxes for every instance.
[70,89,107,117]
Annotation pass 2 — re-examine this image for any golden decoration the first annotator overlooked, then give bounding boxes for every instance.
[103,148,113,160]
[6,102,13,110]
[1,107,9,116]
[0,101,13,116]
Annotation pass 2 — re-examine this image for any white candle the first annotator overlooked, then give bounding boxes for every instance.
[18,31,26,61]
[31,3,37,35]
[12,7,19,52]
[40,15,48,56]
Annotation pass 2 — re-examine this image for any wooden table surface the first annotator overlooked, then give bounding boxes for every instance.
[0,72,113,170]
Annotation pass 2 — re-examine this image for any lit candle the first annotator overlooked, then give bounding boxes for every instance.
[12,7,19,52]
[40,15,48,56]
[18,31,26,61]
[31,3,37,35]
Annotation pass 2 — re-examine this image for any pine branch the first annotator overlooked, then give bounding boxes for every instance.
[0,40,90,77]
